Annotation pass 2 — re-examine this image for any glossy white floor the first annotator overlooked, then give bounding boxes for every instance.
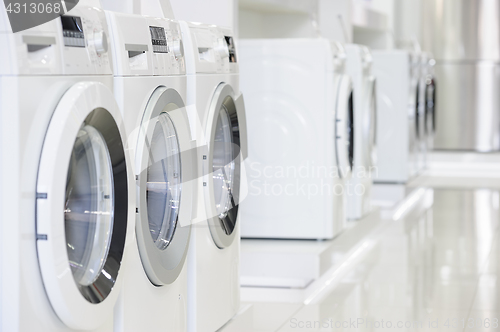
[222,153,500,332]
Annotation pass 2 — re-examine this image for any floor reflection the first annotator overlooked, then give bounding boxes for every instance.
[276,189,500,331]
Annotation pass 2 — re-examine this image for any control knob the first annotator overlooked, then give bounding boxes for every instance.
[93,30,108,55]
[171,39,184,59]
[215,39,229,59]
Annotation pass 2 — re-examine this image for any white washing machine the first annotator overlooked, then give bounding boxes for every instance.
[372,50,420,183]
[239,39,352,239]
[180,22,248,332]
[344,44,377,220]
[0,1,133,331]
[104,11,195,332]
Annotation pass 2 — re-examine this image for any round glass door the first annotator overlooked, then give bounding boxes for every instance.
[146,112,182,250]
[205,83,244,249]
[65,125,114,287]
[415,84,420,139]
[347,92,354,169]
[334,78,354,179]
[135,87,192,286]
[368,81,377,166]
[36,82,129,328]
[60,107,128,305]
[206,85,243,249]
[213,103,236,235]
[426,77,436,134]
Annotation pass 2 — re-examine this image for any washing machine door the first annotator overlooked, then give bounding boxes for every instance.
[204,83,246,249]
[135,87,195,286]
[365,76,377,168]
[415,82,421,141]
[336,75,354,178]
[425,76,436,136]
[408,78,419,172]
[36,82,129,330]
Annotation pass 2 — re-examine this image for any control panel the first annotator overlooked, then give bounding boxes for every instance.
[61,16,85,48]
[145,17,185,76]
[331,41,347,73]
[150,26,168,53]
[166,20,185,75]
[59,6,112,75]
[216,26,237,73]
[224,36,237,63]
[360,46,373,74]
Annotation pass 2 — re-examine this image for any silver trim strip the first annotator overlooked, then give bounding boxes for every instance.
[125,43,149,52]
[22,35,56,46]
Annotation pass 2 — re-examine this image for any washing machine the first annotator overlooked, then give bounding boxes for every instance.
[239,39,352,239]
[0,1,133,331]
[372,50,420,183]
[180,22,247,332]
[344,44,377,220]
[104,10,196,332]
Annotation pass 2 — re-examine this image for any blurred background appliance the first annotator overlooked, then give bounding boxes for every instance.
[239,39,352,239]
[422,0,500,151]
[372,50,419,183]
[413,52,427,172]
[345,44,377,220]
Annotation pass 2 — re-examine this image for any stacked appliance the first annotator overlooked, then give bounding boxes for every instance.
[239,39,353,239]
[423,0,500,151]
[180,22,247,332]
[104,10,196,332]
[0,1,133,331]
[344,44,377,220]
[372,50,420,183]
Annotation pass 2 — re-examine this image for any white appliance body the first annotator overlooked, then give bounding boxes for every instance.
[372,50,420,183]
[0,2,133,331]
[180,22,248,332]
[239,39,352,239]
[105,11,195,332]
[345,44,377,220]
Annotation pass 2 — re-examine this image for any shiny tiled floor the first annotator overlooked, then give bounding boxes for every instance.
[223,189,500,331]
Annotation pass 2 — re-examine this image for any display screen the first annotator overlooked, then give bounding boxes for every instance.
[224,36,237,63]
[61,15,85,47]
[61,15,83,32]
[150,26,168,53]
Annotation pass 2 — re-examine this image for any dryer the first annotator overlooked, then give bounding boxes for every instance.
[104,11,195,332]
[372,50,420,183]
[239,39,352,239]
[0,1,133,331]
[344,44,377,220]
[180,22,247,332]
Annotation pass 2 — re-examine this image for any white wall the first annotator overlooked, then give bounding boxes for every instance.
[170,0,237,31]
[238,0,353,42]
[239,9,318,39]
[317,0,352,43]
[394,0,423,48]
[353,0,395,49]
